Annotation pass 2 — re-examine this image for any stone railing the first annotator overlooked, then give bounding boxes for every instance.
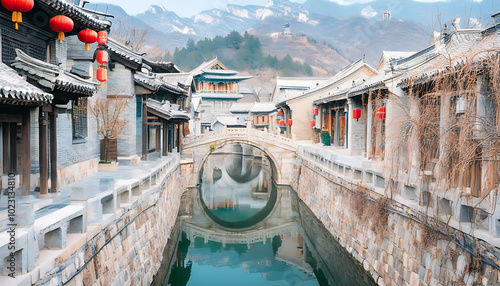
[182,127,296,150]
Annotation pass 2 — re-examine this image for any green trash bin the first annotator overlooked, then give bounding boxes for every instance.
[322,131,330,146]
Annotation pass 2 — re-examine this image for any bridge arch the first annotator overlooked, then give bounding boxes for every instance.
[196,140,281,184]
[182,128,297,185]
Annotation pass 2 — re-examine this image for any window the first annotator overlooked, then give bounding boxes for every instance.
[1,27,46,65]
[72,98,88,140]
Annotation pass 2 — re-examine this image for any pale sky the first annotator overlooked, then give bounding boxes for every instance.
[94,0,306,17]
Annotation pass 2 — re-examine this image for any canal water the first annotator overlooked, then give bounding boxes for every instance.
[155,143,376,286]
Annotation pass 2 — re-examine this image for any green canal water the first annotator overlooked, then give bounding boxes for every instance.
[155,143,376,286]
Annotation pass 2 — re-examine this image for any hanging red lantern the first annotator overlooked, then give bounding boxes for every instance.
[376,107,386,120]
[276,119,280,124]
[278,109,284,116]
[97,30,108,45]
[96,50,108,64]
[78,29,97,51]
[49,15,74,43]
[288,119,293,126]
[310,120,315,127]
[313,108,318,115]
[353,108,361,121]
[96,67,107,89]
[1,0,34,30]
[279,120,285,126]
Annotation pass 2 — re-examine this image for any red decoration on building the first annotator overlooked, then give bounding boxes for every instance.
[276,119,280,124]
[376,107,386,120]
[310,120,315,127]
[313,108,318,115]
[97,31,108,45]
[96,67,107,89]
[280,120,285,126]
[49,15,74,43]
[288,119,293,126]
[278,109,284,116]
[353,108,361,121]
[1,0,34,30]
[96,50,108,64]
[78,29,97,51]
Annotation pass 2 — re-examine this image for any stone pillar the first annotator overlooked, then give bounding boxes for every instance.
[38,108,50,199]
[21,111,30,196]
[50,107,58,193]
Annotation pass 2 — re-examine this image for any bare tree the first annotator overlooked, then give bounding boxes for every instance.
[89,95,131,162]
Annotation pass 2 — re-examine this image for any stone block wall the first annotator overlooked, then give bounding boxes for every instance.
[292,156,500,286]
[56,102,100,171]
[12,156,192,286]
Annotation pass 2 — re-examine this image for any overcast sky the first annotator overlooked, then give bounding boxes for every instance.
[95,0,298,17]
[95,0,490,18]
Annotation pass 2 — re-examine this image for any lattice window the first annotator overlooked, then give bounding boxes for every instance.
[1,29,46,65]
[72,98,88,139]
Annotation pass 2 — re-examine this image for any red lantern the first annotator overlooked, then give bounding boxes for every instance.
[376,107,386,120]
[78,29,97,51]
[1,0,34,30]
[353,108,361,121]
[278,109,284,116]
[96,50,108,64]
[49,15,74,43]
[279,120,285,126]
[310,120,315,127]
[313,108,318,115]
[288,119,293,126]
[97,31,108,45]
[276,119,280,124]
[96,67,107,89]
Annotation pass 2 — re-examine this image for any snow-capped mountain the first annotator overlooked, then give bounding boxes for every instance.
[88,0,498,71]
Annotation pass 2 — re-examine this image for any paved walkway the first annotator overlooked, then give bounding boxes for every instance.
[0,155,179,232]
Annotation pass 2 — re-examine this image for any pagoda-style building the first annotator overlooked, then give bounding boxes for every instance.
[190,58,251,135]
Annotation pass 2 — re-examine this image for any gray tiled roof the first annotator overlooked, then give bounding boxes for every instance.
[134,72,187,95]
[107,38,144,66]
[38,0,112,30]
[12,49,97,96]
[0,62,53,104]
[146,99,190,121]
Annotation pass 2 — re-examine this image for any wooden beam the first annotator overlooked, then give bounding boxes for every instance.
[162,121,167,157]
[155,126,160,152]
[142,98,147,160]
[50,109,58,193]
[21,112,30,196]
[0,114,22,122]
[38,108,49,198]
[2,123,9,173]
[147,116,159,120]
[146,122,163,126]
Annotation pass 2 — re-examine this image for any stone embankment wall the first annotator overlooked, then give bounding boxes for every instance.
[7,156,192,286]
[292,154,500,286]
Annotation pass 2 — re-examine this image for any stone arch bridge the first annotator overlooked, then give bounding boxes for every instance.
[181,128,297,185]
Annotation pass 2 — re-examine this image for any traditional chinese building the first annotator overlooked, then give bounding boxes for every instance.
[190,58,251,135]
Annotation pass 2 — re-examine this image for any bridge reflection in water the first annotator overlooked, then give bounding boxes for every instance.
[157,143,376,286]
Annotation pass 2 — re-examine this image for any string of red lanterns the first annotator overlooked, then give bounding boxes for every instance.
[78,29,97,51]
[376,107,386,120]
[1,0,34,30]
[353,108,361,121]
[95,31,108,89]
[49,15,74,43]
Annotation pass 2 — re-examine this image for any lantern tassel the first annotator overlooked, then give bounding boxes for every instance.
[12,11,22,30]
[100,82,103,89]
[58,32,65,43]
[85,43,89,51]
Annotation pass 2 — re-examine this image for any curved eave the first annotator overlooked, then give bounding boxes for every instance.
[37,0,112,30]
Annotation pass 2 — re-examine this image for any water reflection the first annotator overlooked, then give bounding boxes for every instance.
[157,144,376,286]
[199,144,275,228]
